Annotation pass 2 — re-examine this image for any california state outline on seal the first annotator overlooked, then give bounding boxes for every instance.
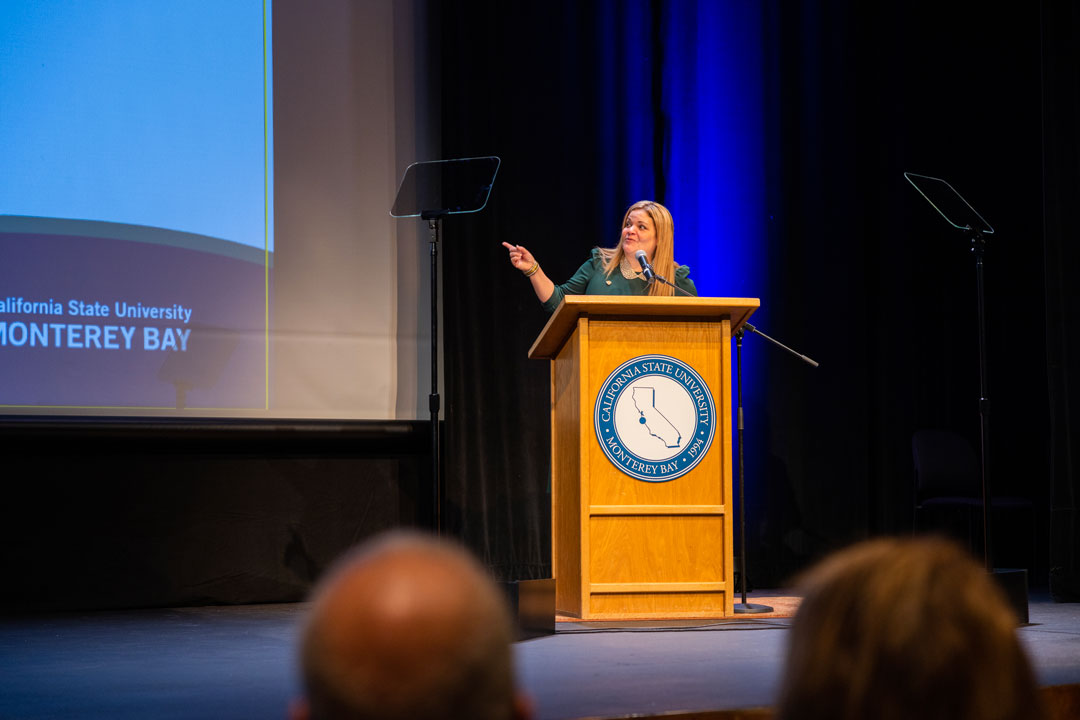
[593,354,716,483]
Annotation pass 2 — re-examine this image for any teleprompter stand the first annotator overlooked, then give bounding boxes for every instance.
[905,172,1027,622]
[391,156,501,535]
[904,172,996,567]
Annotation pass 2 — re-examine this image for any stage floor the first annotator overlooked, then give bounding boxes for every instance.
[1,593,1078,719]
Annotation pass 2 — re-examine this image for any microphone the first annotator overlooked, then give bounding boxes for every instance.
[634,250,656,283]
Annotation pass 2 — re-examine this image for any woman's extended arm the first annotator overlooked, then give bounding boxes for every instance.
[502,242,555,303]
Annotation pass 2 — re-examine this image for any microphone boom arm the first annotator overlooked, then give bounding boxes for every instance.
[651,273,696,297]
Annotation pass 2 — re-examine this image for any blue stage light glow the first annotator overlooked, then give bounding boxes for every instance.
[636,1,770,539]
[660,1,767,303]
[596,0,658,230]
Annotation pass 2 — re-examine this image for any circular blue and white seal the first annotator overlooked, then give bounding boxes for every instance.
[594,354,716,483]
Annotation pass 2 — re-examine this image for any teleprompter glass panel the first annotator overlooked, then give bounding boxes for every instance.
[391,157,501,218]
[904,172,994,235]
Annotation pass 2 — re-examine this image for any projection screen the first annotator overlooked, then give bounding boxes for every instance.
[0,0,433,420]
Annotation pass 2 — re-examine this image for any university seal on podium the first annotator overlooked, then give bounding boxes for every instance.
[593,354,716,483]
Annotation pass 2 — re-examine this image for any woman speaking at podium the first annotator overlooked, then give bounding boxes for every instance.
[503,200,697,312]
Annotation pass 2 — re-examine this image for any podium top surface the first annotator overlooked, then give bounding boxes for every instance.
[528,295,760,360]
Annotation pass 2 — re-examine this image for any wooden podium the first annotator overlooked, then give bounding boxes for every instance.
[529,296,759,620]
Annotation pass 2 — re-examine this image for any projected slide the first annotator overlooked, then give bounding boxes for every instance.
[0,1,272,412]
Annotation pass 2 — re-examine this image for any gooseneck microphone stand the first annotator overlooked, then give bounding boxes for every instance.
[647,269,818,612]
[733,323,818,613]
[649,273,694,297]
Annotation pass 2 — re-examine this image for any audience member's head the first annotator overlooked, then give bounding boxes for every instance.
[776,536,1044,720]
[292,531,531,720]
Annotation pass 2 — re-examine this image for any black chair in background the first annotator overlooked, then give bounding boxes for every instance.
[912,429,1034,569]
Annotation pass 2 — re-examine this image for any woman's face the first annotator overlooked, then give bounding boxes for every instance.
[621,209,657,262]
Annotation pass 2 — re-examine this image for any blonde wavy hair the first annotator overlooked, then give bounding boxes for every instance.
[597,200,678,297]
[776,537,1044,720]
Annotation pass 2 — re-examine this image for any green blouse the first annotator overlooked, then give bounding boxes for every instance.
[541,248,698,313]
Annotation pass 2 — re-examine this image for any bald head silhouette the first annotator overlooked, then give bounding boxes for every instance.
[292,532,531,720]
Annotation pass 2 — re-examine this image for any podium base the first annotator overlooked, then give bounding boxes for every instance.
[500,578,556,639]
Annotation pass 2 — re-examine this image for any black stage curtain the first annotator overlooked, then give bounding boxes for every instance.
[1041,2,1080,602]
[752,2,1048,582]
[439,1,1060,585]
[437,1,609,579]
[0,422,425,611]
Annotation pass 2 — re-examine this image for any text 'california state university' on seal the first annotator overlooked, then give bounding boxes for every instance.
[594,354,716,482]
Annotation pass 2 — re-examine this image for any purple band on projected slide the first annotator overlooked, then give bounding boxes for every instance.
[0,218,267,411]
